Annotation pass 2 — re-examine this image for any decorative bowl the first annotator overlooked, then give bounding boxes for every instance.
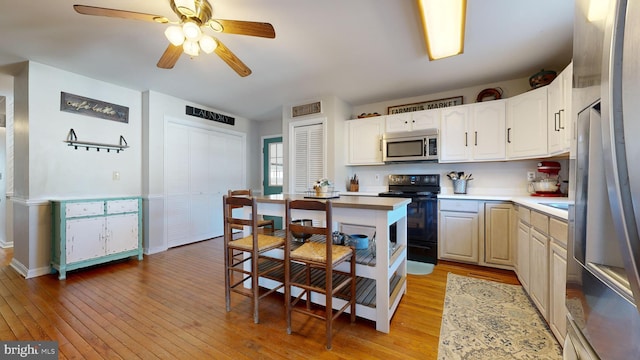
[291,219,312,242]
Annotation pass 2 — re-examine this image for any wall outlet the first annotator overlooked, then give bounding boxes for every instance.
[527,171,536,181]
[375,174,380,181]
[113,171,120,181]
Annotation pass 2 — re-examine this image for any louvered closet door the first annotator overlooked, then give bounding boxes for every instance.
[166,121,245,248]
[293,123,324,193]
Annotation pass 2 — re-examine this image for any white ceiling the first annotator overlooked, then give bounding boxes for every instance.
[0,0,574,121]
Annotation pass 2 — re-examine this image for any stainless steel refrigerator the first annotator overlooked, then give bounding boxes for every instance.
[566,0,640,358]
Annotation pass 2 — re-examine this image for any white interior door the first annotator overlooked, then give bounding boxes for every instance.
[165,119,245,248]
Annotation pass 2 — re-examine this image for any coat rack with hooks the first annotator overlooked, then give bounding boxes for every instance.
[64,128,129,153]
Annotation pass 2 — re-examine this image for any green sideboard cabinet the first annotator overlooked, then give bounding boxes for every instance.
[51,197,143,280]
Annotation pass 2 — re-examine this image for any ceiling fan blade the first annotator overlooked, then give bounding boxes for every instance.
[213,20,276,38]
[157,44,183,69]
[73,5,169,23]
[214,41,252,77]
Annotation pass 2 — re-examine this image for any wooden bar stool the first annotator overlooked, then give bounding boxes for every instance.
[284,199,356,350]
[223,194,285,323]
[228,189,275,233]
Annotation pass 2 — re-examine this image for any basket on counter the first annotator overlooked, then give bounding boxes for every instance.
[452,179,468,194]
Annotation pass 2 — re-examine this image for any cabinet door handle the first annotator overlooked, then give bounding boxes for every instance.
[379,138,382,152]
[559,109,565,129]
[507,128,512,143]
[465,132,468,147]
[554,112,560,131]
[475,131,478,146]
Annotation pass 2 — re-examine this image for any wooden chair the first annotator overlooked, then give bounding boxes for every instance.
[284,199,356,350]
[223,194,285,323]
[228,189,275,233]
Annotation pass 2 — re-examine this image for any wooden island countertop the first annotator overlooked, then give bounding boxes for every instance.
[254,194,411,211]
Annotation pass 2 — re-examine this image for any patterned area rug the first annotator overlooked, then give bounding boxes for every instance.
[438,273,562,360]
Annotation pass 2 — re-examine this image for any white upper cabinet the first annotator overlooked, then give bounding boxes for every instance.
[440,105,471,161]
[472,100,506,161]
[385,109,440,133]
[440,100,506,162]
[548,63,572,155]
[385,113,412,133]
[411,109,440,130]
[506,86,548,159]
[346,117,385,165]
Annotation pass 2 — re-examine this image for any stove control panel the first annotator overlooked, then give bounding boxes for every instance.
[388,174,440,186]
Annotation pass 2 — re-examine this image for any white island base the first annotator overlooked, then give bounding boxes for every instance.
[245,194,410,333]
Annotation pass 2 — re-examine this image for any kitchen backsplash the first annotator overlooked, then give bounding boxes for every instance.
[345,158,569,196]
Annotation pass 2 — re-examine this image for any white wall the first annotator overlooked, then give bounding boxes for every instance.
[343,158,569,196]
[143,90,256,254]
[9,61,143,277]
[0,73,12,248]
[281,95,351,193]
[27,63,142,199]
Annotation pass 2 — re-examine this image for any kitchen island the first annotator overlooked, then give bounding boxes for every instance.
[247,194,411,333]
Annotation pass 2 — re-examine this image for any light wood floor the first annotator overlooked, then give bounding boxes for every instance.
[0,238,519,359]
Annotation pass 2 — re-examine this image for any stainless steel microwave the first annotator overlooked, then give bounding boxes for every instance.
[382,130,438,162]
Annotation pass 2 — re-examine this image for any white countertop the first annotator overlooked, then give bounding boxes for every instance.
[438,193,571,219]
[342,191,571,219]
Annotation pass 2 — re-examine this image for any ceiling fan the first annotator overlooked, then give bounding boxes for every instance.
[73,0,276,77]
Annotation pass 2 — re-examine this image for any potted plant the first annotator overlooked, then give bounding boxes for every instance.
[313,178,332,196]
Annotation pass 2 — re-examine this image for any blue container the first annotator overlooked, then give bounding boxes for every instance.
[349,234,369,250]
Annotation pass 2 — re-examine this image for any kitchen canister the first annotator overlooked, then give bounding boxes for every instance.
[452,179,468,194]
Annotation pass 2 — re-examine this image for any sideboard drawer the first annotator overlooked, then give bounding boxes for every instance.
[107,199,139,214]
[65,201,104,218]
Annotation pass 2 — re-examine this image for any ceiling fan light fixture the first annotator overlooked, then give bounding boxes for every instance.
[209,20,224,33]
[183,39,200,56]
[418,0,467,60]
[182,21,201,40]
[199,35,217,54]
[173,0,197,17]
[165,26,185,46]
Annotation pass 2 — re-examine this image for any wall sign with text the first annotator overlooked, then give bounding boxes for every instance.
[185,106,235,125]
[387,96,463,115]
[60,92,129,123]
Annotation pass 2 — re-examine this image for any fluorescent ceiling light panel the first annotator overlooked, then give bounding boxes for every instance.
[418,0,467,60]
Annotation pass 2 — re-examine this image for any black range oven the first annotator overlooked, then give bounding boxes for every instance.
[378,174,439,264]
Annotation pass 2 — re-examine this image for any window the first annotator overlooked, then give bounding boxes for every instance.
[268,142,283,186]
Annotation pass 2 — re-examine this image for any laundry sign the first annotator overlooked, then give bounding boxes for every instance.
[185,106,235,126]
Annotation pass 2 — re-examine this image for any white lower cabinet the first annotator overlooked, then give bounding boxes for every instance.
[440,200,568,342]
[529,227,549,320]
[52,197,143,280]
[513,205,569,343]
[439,200,479,263]
[549,218,568,343]
[516,219,531,291]
[483,202,514,267]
